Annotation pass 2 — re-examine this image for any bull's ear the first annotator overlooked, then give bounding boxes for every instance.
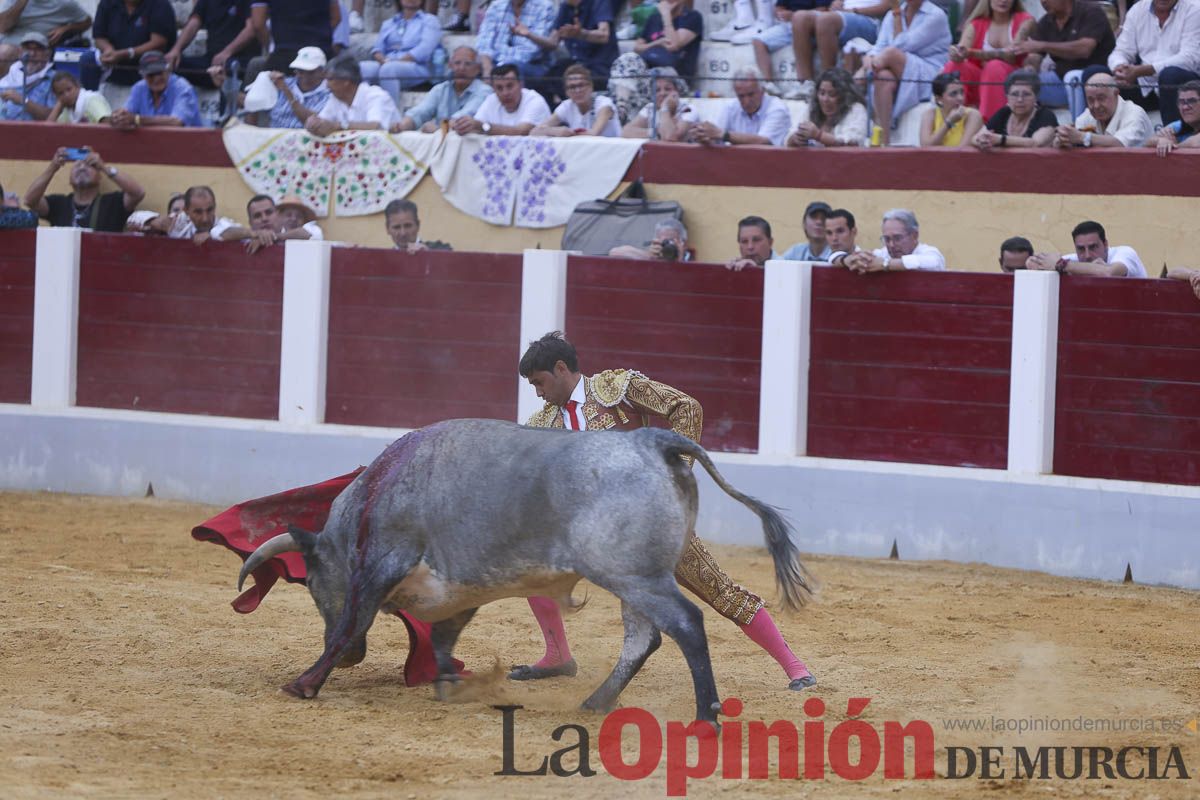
[286,524,318,556]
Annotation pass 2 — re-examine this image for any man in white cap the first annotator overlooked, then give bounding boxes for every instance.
[305,53,400,136]
[0,31,55,120]
[259,46,331,128]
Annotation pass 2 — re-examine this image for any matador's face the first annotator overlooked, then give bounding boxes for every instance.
[526,361,578,408]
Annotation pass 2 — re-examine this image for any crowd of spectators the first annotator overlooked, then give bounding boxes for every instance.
[0,0,1196,152]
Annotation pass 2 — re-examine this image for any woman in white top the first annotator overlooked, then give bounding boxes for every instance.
[532,65,620,137]
[620,69,698,141]
[786,68,868,147]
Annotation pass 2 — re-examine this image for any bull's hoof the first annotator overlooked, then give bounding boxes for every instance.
[281,681,319,699]
[433,674,461,702]
[788,675,817,691]
[508,659,578,681]
[580,696,616,714]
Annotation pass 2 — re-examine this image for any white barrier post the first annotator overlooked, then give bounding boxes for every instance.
[517,249,568,423]
[30,227,81,408]
[757,260,813,457]
[1007,270,1060,473]
[278,239,331,425]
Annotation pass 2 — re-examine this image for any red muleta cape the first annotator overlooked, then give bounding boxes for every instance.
[191,468,459,686]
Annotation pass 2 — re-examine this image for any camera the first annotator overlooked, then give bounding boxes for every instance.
[659,240,679,261]
[63,147,90,161]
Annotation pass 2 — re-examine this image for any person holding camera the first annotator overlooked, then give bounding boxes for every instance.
[607,217,691,261]
[23,146,145,232]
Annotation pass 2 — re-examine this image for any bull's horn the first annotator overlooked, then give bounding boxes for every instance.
[237,531,311,591]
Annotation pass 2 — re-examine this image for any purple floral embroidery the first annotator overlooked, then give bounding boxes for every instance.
[471,138,519,223]
[515,139,567,226]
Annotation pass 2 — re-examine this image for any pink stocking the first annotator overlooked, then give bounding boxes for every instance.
[738,608,812,681]
[527,596,573,667]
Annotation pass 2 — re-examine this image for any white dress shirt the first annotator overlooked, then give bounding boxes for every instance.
[718,94,792,147]
[474,88,551,128]
[560,377,587,430]
[1065,245,1148,278]
[871,242,947,270]
[1074,97,1154,147]
[1108,0,1200,96]
[318,83,402,128]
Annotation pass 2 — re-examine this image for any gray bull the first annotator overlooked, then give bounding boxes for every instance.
[238,418,813,723]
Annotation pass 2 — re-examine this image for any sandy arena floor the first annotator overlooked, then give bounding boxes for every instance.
[2,491,1198,799]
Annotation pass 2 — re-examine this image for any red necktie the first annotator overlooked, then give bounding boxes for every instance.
[565,400,582,431]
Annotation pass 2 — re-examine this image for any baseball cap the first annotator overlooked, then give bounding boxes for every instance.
[289,46,328,72]
[804,201,833,219]
[139,50,169,75]
[20,32,49,48]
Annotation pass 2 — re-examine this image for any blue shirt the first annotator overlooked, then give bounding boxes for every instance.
[268,76,331,128]
[0,68,55,121]
[92,0,177,51]
[553,0,618,77]
[640,9,703,78]
[404,77,493,127]
[869,1,951,67]
[782,241,832,262]
[250,0,333,53]
[1164,119,1197,144]
[373,10,442,68]
[125,73,203,127]
[476,0,557,66]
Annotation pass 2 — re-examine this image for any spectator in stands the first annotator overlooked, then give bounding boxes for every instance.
[747,0,830,99]
[385,199,452,252]
[1165,265,1200,299]
[148,184,247,242]
[545,0,619,89]
[786,1,886,100]
[23,147,144,232]
[786,67,868,147]
[620,68,697,140]
[276,195,324,239]
[1025,220,1147,276]
[452,61,550,135]
[238,193,323,252]
[920,72,984,146]
[109,50,203,127]
[306,55,401,135]
[971,69,1057,149]
[256,47,330,128]
[474,0,557,81]
[45,70,112,122]
[693,66,791,146]
[390,46,492,132]
[533,64,620,136]
[0,178,38,228]
[726,215,776,271]
[359,0,442,107]
[632,0,703,82]
[857,0,951,146]
[165,0,259,87]
[608,217,691,260]
[781,200,832,261]
[1010,0,1115,122]
[1108,0,1200,126]
[942,0,1035,121]
[248,1,340,84]
[825,207,862,266]
[712,0,773,43]
[1147,79,1200,155]
[82,0,177,89]
[0,31,54,120]
[167,192,183,215]
[845,207,946,272]
[998,235,1033,271]
[1054,67,1153,148]
[348,0,472,34]
[0,0,91,50]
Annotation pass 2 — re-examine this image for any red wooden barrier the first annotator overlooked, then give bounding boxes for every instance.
[808,268,1013,468]
[0,230,36,404]
[325,249,522,427]
[1054,277,1200,485]
[77,234,283,418]
[565,257,762,453]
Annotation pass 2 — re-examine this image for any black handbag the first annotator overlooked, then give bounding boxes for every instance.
[559,180,683,257]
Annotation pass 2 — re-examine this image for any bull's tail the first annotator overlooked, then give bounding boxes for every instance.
[657,431,816,612]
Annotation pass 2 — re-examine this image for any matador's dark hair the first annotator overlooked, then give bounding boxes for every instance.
[519,331,579,376]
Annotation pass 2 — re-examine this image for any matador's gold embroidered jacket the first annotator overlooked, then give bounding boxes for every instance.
[524,369,703,444]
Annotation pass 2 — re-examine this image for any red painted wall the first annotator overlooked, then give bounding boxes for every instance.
[807,268,1013,468]
[1054,277,1200,485]
[565,256,762,453]
[0,230,36,404]
[77,234,283,418]
[325,249,522,427]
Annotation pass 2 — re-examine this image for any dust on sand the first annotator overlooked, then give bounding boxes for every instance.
[2,491,1198,798]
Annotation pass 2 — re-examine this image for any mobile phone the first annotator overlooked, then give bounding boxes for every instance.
[63,147,90,161]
